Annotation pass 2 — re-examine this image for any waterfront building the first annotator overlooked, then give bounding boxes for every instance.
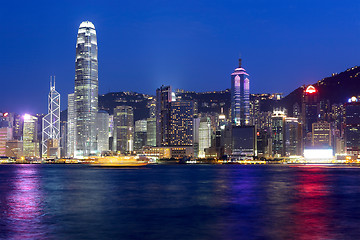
[60,120,67,158]
[156,85,172,146]
[271,110,286,157]
[284,117,302,156]
[146,118,156,147]
[23,114,39,158]
[142,146,194,159]
[13,114,23,140]
[312,121,331,147]
[198,116,211,158]
[134,119,147,151]
[74,21,98,157]
[302,85,320,137]
[193,116,200,157]
[96,110,110,154]
[108,115,114,151]
[344,97,360,156]
[231,58,250,126]
[0,127,12,156]
[5,140,22,158]
[232,125,257,159]
[42,77,60,158]
[67,93,75,157]
[114,106,134,154]
[169,100,194,146]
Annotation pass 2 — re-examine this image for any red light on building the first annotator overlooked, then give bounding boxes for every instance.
[305,85,317,94]
[3,113,8,117]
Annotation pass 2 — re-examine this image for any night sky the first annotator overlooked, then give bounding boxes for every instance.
[1,0,359,114]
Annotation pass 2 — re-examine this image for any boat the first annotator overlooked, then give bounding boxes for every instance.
[91,156,148,167]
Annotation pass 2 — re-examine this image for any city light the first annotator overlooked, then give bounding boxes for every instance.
[305,85,317,94]
[23,114,31,120]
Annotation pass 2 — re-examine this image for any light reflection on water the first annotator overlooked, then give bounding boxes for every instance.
[0,165,48,240]
[0,164,360,239]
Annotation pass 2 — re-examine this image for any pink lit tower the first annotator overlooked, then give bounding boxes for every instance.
[231,58,250,126]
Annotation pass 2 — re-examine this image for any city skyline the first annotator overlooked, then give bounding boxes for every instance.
[1,0,359,115]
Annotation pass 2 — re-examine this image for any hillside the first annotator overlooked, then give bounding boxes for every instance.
[282,66,360,114]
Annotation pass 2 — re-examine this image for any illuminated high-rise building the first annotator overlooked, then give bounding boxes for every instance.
[146,118,156,147]
[302,85,319,134]
[231,58,250,126]
[74,21,98,157]
[284,117,302,156]
[344,97,360,156]
[23,114,39,158]
[67,93,75,157]
[114,106,134,153]
[42,77,61,158]
[312,121,331,147]
[96,111,110,154]
[156,85,172,146]
[271,110,286,157]
[169,100,194,146]
[198,116,211,158]
[134,120,147,151]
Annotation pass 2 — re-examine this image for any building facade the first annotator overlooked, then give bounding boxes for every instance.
[198,116,211,158]
[169,100,194,146]
[23,114,39,158]
[96,110,110,154]
[312,121,331,147]
[156,85,172,146]
[231,58,250,126]
[42,77,60,158]
[134,119,147,151]
[74,21,98,157]
[345,98,360,156]
[114,106,134,154]
[67,93,75,157]
[146,118,156,147]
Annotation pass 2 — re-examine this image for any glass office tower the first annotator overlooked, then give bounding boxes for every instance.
[74,21,98,157]
[231,58,250,126]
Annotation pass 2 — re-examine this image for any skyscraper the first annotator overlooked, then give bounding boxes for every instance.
[231,58,250,126]
[312,121,331,147]
[74,21,98,157]
[96,110,110,154]
[198,116,211,158]
[114,106,134,154]
[42,77,60,158]
[67,93,75,157]
[156,85,172,146]
[271,110,286,157]
[23,114,39,158]
[345,97,360,156]
[146,118,156,147]
[302,85,319,135]
[168,100,194,146]
[134,120,147,151]
[284,117,302,156]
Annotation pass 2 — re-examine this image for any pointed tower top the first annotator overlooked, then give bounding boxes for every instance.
[238,58,242,68]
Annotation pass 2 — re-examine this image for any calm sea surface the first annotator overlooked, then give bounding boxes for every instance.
[0,164,360,240]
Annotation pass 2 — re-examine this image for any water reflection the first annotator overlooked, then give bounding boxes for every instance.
[4,165,47,239]
[293,167,339,240]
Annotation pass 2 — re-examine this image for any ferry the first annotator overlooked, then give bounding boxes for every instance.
[91,156,148,167]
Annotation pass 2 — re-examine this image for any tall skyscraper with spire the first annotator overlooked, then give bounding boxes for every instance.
[231,58,250,126]
[74,21,98,157]
[42,76,60,158]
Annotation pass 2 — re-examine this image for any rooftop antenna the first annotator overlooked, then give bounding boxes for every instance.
[238,52,242,68]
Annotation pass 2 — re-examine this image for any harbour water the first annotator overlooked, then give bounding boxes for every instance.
[0,164,360,239]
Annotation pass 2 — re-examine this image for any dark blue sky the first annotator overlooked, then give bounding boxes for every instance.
[1,0,359,114]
